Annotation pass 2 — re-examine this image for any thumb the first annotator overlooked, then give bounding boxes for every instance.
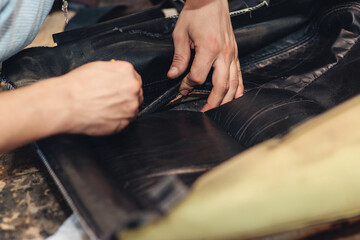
[167,33,191,79]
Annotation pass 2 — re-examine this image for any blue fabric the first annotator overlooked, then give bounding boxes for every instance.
[0,0,54,62]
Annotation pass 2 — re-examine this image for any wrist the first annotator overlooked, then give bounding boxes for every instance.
[33,77,74,136]
[0,77,74,152]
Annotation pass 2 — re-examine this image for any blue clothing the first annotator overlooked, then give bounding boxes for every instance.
[0,0,54,62]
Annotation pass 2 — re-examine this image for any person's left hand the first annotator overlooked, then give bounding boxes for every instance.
[167,0,243,112]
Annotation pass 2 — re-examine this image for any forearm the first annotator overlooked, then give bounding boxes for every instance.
[0,60,144,152]
[0,78,70,153]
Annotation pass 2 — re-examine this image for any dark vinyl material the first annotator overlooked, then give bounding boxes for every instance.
[4,0,360,239]
[2,0,310,111]
[206,89,326,147]
[36,111,243,239]
[53,6,165,44]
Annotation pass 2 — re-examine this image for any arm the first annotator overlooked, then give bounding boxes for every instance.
[0,61,143,153]
[167,0,243,112]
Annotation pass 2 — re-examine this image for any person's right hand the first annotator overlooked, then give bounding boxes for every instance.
[57,61,143,135]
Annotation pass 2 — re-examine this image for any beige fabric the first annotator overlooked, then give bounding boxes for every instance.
[26,11,76,48]
[122,95,360,240]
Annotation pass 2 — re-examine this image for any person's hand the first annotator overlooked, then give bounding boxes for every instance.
[0,61,142,152]
[167,0,243,112]
[58,61,143,135]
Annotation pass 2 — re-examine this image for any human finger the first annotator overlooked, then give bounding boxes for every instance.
[200,59,230,111]
[179,46,217,95]
[167,31,191,79]
[221,60,239,104]
[235,58,244,98]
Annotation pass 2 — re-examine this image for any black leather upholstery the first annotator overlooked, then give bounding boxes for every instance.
[4,0,360,239]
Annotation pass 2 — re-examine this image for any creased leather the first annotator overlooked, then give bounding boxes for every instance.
[53,6,166,45]
[206,88,325,147]
[4,1,360,239]
[202,1,360,146]
[2,2,311,110]
[36,111,243,240]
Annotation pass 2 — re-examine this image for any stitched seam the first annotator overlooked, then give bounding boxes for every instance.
[230,0,270,17]
[242,4,360,67]
[242,32,316,68]
[166,0,270,19]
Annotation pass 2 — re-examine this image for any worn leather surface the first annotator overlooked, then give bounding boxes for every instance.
[4,0,360,239]
[2,0,312,111]
[206,89,326,147]
[53,6,165,44]
[36,111,243,239]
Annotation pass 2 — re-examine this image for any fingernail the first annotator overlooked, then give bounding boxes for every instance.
[168,67,178,76]
[180,89,190,96]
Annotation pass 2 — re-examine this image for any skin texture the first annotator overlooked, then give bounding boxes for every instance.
[0,61,143,153]
[0,0,241,151]
[167,0,244,112]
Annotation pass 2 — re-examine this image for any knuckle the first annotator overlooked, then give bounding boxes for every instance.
[128,100,140,113]
[223,44,234,59]
[127,89,139,99]
[208,46,219,57]
[218,81,230,92]
[112,61,133,72]
[115,120,129,133]
[172,53,186,64]
[120,61,135,71]
[133,81,142,94]
[230,78,239,87]
[231,76,239,84]
[188,72,204,85]
[126,78,142,92]
[206,35,221,55]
